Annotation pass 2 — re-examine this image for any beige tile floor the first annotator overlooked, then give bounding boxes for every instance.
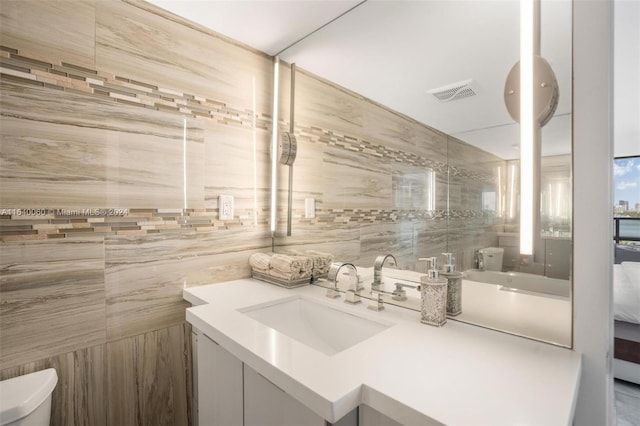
[615,379,640,426]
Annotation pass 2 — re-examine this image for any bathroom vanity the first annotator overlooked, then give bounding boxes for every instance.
[185,279,581,425]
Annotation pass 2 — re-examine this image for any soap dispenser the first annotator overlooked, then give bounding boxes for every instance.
[440,253,463,316]
[420,257,448,327]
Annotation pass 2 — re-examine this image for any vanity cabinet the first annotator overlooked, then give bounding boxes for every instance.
[197,331,359,426]
[197,331,244,425]
[244,364,325,425]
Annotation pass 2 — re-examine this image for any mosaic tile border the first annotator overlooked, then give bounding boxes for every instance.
[294,124,495,183]
[0,208,268,242]
[1,46,496,242]
[0,46,495,184]
[0,46,271,131]
[0,207,491,242]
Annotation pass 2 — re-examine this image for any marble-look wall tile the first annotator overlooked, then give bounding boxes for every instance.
[204,121,271,211]
[295,71,364,138]
[413,220,449,262]
[358,222,415,268]
[322,146,392,209]
[0,344,106,426]
[391,163,448,211]
[274,224,361,263]
[447,136,503,170]
[105,228,271,340]
[96,0,273,114]
[103,122,205,209]
[1,323,192,426]
[0,0,96,68]
[0,238,106,368]
[0,116,109,207]
[361,100,448,164]
[106,323,192,426]
[448,174,486,212]
[0,79,205,209]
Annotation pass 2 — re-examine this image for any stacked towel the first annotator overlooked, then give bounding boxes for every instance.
[249,252,314,281]
[294,255,314,277]
[305,250,334,276]
[249,252,272,273]
[270,254,302,276]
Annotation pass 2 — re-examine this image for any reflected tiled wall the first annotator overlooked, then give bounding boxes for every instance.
[1,0,503,424]
[273,70,503,270]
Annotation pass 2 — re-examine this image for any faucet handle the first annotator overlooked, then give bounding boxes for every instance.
[326,287,341,299]
[392,282,419,301]
[367,289,386,311]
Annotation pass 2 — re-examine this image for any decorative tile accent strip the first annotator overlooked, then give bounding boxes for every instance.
[1,46,497,242]
[0,46,494,184]
[0,207,492,241]
[295,124,494,183]
[0,208,267,242]
[0,46,272,132]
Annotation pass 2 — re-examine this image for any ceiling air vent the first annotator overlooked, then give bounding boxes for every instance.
[427,79,477,102]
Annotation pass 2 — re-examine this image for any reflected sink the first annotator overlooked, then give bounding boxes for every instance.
[240,296,393,356]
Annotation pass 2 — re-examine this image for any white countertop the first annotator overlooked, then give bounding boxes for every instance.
[345,267,572,347]
[456,280,572,346]
[185,279,581,425]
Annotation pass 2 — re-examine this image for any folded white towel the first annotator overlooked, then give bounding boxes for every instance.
[293,255,314,278]
[249,252,272,272]
[270,254,301,274]
[305,250,333,275]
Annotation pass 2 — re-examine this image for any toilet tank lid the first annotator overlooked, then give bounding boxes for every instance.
[0,368,57,426]
[479,247,504,253]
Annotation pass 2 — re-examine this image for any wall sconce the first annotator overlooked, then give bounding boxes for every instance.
[504,0,559,257]
[269,57,298,239]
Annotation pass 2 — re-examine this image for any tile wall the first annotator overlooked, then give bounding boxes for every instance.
[0,0,503,424]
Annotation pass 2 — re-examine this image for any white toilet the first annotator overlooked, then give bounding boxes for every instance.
[0,368,57,426]
[479,247,504,271]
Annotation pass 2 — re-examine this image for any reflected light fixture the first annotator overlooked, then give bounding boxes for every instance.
[519,0,535,255]
[504,0,559,257]
[270,57,280,235]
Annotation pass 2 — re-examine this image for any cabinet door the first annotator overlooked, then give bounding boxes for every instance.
[544,239,571,279]
[198,334,244,426]
[243,364,325,426]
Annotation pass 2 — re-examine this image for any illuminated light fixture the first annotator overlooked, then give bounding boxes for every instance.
[183,118,187,210]
[252,76,258,227]
[519,0,535,255]
[270,57,280,235]
[504,0,559,257]
[509,163,518,220]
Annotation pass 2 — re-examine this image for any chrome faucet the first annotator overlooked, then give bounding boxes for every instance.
[326,262,357,299]
[372,254,397,290]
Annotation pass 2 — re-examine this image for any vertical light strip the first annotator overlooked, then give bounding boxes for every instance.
[519,0,534,255]
[270,57,280,234]
[509,163,517,220]
[183,118,187,210]
[252,76,258,227]
[427,170,436,211]
[497,166,503,217]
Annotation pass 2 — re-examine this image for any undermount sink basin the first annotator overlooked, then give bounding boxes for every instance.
[240,296,393,356]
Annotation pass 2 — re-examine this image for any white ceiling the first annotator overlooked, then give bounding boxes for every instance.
[148,0,638,160]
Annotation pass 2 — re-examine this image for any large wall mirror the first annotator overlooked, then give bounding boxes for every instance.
[271,0,573,347]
